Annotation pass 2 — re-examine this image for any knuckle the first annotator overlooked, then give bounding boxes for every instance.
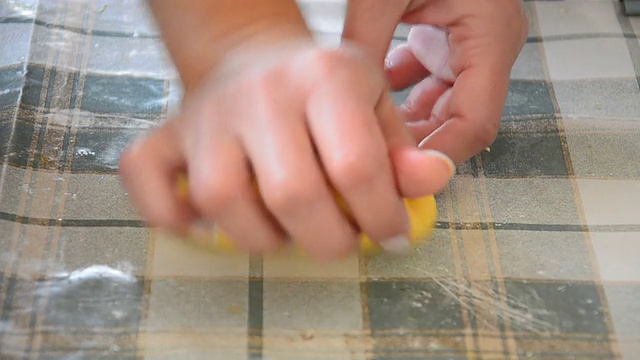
[234,66,284,100]
[295,46,378,92]
[305,48,354,82]
[190,178,240,215]
[253,72,280,94]
[329,151,379,192]
[476,119,500,148]
[237,75,283,118]
[262,176,319,215]
[309,48,340,70]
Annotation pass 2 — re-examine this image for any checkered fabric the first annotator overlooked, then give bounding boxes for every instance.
[1,0,639,359]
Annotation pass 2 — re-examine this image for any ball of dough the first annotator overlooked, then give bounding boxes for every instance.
[176,175,437,256]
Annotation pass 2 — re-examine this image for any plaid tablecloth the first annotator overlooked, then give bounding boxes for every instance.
[1,0,639,359]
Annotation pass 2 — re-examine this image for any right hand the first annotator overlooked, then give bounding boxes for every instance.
[119,40,454,261]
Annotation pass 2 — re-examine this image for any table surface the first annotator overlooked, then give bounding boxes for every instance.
[1,0,639,359]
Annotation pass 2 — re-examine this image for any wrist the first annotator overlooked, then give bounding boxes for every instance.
[149,0,313,93]
[184,24,313,93]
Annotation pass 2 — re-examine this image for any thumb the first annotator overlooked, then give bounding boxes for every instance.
[391,147,455,198]
[376,91,455,198]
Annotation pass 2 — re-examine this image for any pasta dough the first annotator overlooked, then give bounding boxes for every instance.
[176,175,437,256]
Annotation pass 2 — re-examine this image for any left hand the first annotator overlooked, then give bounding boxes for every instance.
[342,0,529,165]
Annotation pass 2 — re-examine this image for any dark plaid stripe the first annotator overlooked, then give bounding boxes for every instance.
[3,16,640,44]
[246,256,264,360]
[0,213,144,227]
[3,212,640,233]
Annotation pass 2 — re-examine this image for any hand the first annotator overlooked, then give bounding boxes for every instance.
[343,0,529,164]
[119,41,454,260]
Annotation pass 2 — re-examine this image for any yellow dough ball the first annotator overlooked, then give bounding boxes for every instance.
[176,175,437,256]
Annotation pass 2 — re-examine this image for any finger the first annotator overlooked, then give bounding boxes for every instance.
[240,104,359,261]
[307,86,411,253]
[401,75,449,122]
[392,149,455,197]
[187,135,284,254]
[385,44,431,91]
[407,119,441,145]
[118,121,196,233]
[375,90,416,148]
[342,0,408,65]
[407,24,455,83]
[406,87,453,144]
[418,66,509,164]
[377,91,455,198]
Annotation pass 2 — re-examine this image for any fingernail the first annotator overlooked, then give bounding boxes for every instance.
[385,44,408,69]
[439,64,456,83]
[380,235,411,254]
[424,149,456,177]
[384,57,393,70]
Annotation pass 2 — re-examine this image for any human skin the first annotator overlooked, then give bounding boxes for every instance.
[119,0,525,261]
[343,0,529,164]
